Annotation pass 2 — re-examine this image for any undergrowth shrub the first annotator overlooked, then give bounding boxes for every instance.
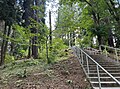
[37,38,68,63]
[49,38,68,62]
[24,59,39,66]
[38,49,47,62]
[5,54,15,63]
[16,68,27,78]
[52,38,67,55]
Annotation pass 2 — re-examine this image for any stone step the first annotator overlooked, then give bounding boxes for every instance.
[84,65,119,67]
[85,60,113,62]
[89,77,120,79]
[89,73,120,75]
[89,77,120,81]
[91,81,120,87]
[93,87,120,89]
[88,73,120,77]
[87,70,120,73]
[84,66,120,68]
[91,81,116,83]
[83,63,114,65]
[84,67,120,70]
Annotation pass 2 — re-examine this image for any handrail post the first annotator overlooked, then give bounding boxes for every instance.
[99,45,102,54]
[86,56,89,75]
[75,47,77,54]
[78,49,81,63]
[76,47,78,56]
[81,51,83,65]
[105,46,107,57]
[115,48,119,63]
[99,45,101,50]
[78,49,80,59]
[97,65,101,89]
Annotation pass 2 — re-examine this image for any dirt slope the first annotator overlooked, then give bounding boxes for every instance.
[0,54,91,89]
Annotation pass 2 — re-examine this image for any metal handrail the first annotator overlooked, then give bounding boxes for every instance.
[100,45,120,51]
[72,46,120,87]
[100,45,120,62]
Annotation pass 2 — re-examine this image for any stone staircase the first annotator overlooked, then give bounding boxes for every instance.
[71,46,120,89]
[84,52,120,89]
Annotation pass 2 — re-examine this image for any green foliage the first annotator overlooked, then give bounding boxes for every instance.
[52,38,68,57]
[24,59,39,66]
[0,0,16,22]
[19,50,26,56]
[12,24,30,43]
[52,38,67,50]
[5,54,14,63]
[55,4,80,37]
[80,6,94,29]
[38,38,68,63]
[38,49,46,60]
[0,59,47,80]
[57,0,120,46]
[16,69,27,78]
[48,52,56,63]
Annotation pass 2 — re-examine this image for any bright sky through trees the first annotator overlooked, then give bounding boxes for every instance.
[45,0,59,30]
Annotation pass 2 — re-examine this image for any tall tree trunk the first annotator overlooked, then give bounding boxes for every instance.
[108,29,114,47]
[28,39,31,58]
[31,0,38,59]
[49,10,52,51]
[0,23,7,66]
[72,31,75,46]
[10,31,15,56]
[97,35,102,46]
[46,36,50,63]
[70,33,73,47]
[3,25,11,60]
[116,27,120,47]
[0,24,11,66]
[31,28,38,59]
[23,0,32,58]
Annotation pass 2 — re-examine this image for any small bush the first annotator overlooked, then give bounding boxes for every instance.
[16,69,27,78]
[25,60,39,66]
[48,52,56,63]
[5,54,15,63]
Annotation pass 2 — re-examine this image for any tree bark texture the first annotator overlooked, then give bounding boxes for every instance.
[0,24,11,66]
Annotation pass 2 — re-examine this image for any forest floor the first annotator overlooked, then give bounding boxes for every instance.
[0,51,91,89]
